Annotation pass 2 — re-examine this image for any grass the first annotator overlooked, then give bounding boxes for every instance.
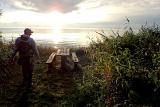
[1,24,160,107]
[0,44,84,107]
[82,25,160,106]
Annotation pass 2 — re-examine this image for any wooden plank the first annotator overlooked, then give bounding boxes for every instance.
[72,52,79,62]
[56,49,61,55]
[66,48,70,55]
[56,48,70,56]
[46,52,56,64]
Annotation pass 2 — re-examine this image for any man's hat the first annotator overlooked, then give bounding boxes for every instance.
[24,28,33,34]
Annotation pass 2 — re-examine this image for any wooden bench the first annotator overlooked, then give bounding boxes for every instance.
[71,52,79,63]
[71,52,79,72]
[46,52,56,64]
[45,52,56,72]
[56,48,70,71]
[46,48,79,72]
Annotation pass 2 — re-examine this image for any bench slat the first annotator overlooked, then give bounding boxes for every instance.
[72,52,79,62]
[56,49,61,55]
[56,48,70,56]
[66,48,70,55]
[46,52,56,64]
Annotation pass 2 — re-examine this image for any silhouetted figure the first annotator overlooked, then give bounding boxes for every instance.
[11,28,40,88]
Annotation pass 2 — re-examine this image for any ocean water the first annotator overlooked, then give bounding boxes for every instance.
[0,27,110,48]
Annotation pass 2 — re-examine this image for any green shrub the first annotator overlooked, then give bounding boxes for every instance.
[85,25,160,106]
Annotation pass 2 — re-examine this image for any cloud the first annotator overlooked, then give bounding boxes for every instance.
[3,0,160,14]
[89,0,160,20]
[97,0,160,7]
[83,0,160,11]
[1,0,160,27]
[4,0,85,13]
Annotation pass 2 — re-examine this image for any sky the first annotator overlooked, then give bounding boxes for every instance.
[0,0,160,28]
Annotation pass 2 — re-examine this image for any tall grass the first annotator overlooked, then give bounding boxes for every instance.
[79,25,160,106]
[1,24,160,106]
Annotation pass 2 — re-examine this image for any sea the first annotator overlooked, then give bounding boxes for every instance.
[0,27,117,48]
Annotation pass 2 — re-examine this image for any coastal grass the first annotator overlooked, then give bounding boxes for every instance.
[1,24,160,106]
[79,25,160,106]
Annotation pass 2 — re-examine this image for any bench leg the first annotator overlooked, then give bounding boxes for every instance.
[61,56,67,71]
[74,62,78,72]
[47,64,52,73]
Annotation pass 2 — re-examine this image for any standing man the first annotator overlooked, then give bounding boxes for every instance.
[11,28,40,88]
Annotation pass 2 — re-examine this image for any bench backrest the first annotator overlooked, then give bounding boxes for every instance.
[72,52,79,63]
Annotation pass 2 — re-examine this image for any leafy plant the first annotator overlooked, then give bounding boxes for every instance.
[85,24,160,106]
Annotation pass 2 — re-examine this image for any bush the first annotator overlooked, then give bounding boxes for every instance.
[85,25,160,106]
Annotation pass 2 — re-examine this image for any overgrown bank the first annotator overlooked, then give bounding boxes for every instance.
[79,25,160,106]
[1,25,160,107]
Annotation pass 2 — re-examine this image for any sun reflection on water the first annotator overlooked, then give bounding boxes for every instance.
[51,26,63,44]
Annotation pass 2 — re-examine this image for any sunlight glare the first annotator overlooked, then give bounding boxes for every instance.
[49,11,64,27]
[47,11,64,44]
[63,7,107,24]
[51,26,63,44]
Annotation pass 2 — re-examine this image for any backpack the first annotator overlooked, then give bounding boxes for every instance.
[17,36,33,57]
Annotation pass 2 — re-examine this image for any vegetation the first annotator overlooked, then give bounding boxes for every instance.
[81,25,160,106]
[1,24,160,107]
